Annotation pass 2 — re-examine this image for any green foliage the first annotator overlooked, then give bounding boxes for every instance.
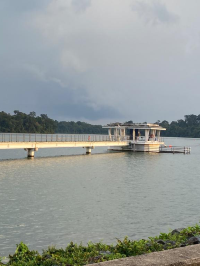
[3,223,200,266]
[8,242,40,265]
[0,111,107,134]
[2,110,200,137]
[158,114,200,137]
[114,237,148,256]
[55,120,106,134]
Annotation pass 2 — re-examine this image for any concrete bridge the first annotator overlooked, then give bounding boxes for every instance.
[0,133,129,157]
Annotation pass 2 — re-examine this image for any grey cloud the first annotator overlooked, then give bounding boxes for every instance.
[0,66,122,121]
[47,102,122,121]
[2,0,200,124]
[0,0,49,13]
[71,0,91,12]
[132,0,178,25]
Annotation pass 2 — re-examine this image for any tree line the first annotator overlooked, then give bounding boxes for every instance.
[0,111,107,134]
[157,114,200,137]
[1,111,200,137]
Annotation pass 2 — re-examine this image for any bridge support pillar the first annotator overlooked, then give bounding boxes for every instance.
[24,148,38,158]
[27,149,35,157]
[86,147,93,154]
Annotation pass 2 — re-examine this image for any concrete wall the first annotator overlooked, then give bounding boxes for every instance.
[134,143,161,152]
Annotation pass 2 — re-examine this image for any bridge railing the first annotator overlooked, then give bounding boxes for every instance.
[0,133,130,143]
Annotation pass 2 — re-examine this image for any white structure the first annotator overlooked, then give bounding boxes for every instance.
[0,123,166,158]
[0,133,129,157]
[103,123,166,152]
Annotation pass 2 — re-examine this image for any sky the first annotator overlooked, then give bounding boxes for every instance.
[1,0,200,124]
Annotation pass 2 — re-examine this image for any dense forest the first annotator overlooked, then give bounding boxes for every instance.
[0,111,200,137]
[158,114,200,138]
[0,111,107,134]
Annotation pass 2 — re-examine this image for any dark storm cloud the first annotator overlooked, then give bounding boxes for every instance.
[46,102,122,121]
[1,0,200,123]
[0,66,121,121]
[0,0,120,122]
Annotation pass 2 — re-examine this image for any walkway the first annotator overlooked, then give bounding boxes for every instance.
[0,133,129,157]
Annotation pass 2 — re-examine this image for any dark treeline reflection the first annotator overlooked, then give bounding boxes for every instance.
[0,110,107,134]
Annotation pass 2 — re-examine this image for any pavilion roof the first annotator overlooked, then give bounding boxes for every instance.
[103,123,166,130]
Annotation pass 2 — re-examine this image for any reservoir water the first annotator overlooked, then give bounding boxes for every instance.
[0,137,200,256]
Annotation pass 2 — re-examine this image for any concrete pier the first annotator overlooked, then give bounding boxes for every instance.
[0,133,129,158]
[86,147,93,154]
[24,148,38,158]
[27,148,35,157]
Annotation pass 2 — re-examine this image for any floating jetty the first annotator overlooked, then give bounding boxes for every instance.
[103,123,191,154]
[104,122,165,153]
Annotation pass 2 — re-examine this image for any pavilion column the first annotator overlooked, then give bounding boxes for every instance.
[108,128,112,140]
[133,129,135,141]
[152,130,156,140]
[120,128,125,140]
[157,131,160,141]
[145,130,150,142]
[120,128,125,136]
[114,128,119,140]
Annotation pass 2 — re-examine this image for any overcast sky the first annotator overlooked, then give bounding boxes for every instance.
[1,0,200,124]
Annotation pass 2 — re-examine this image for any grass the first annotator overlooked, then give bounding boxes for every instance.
[1,224,200,266]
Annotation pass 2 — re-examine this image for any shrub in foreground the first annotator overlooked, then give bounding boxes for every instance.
[1,224,200,266]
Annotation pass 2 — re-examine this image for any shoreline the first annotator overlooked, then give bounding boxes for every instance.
[2,224,200,265]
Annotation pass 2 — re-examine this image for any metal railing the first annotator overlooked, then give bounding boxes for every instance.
[159,145,191,154]
[0,133,130,143]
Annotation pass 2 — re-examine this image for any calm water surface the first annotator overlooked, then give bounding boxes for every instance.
[0,138,200,256]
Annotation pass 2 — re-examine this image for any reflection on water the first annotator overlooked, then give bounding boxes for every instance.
[1,138,200,256]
